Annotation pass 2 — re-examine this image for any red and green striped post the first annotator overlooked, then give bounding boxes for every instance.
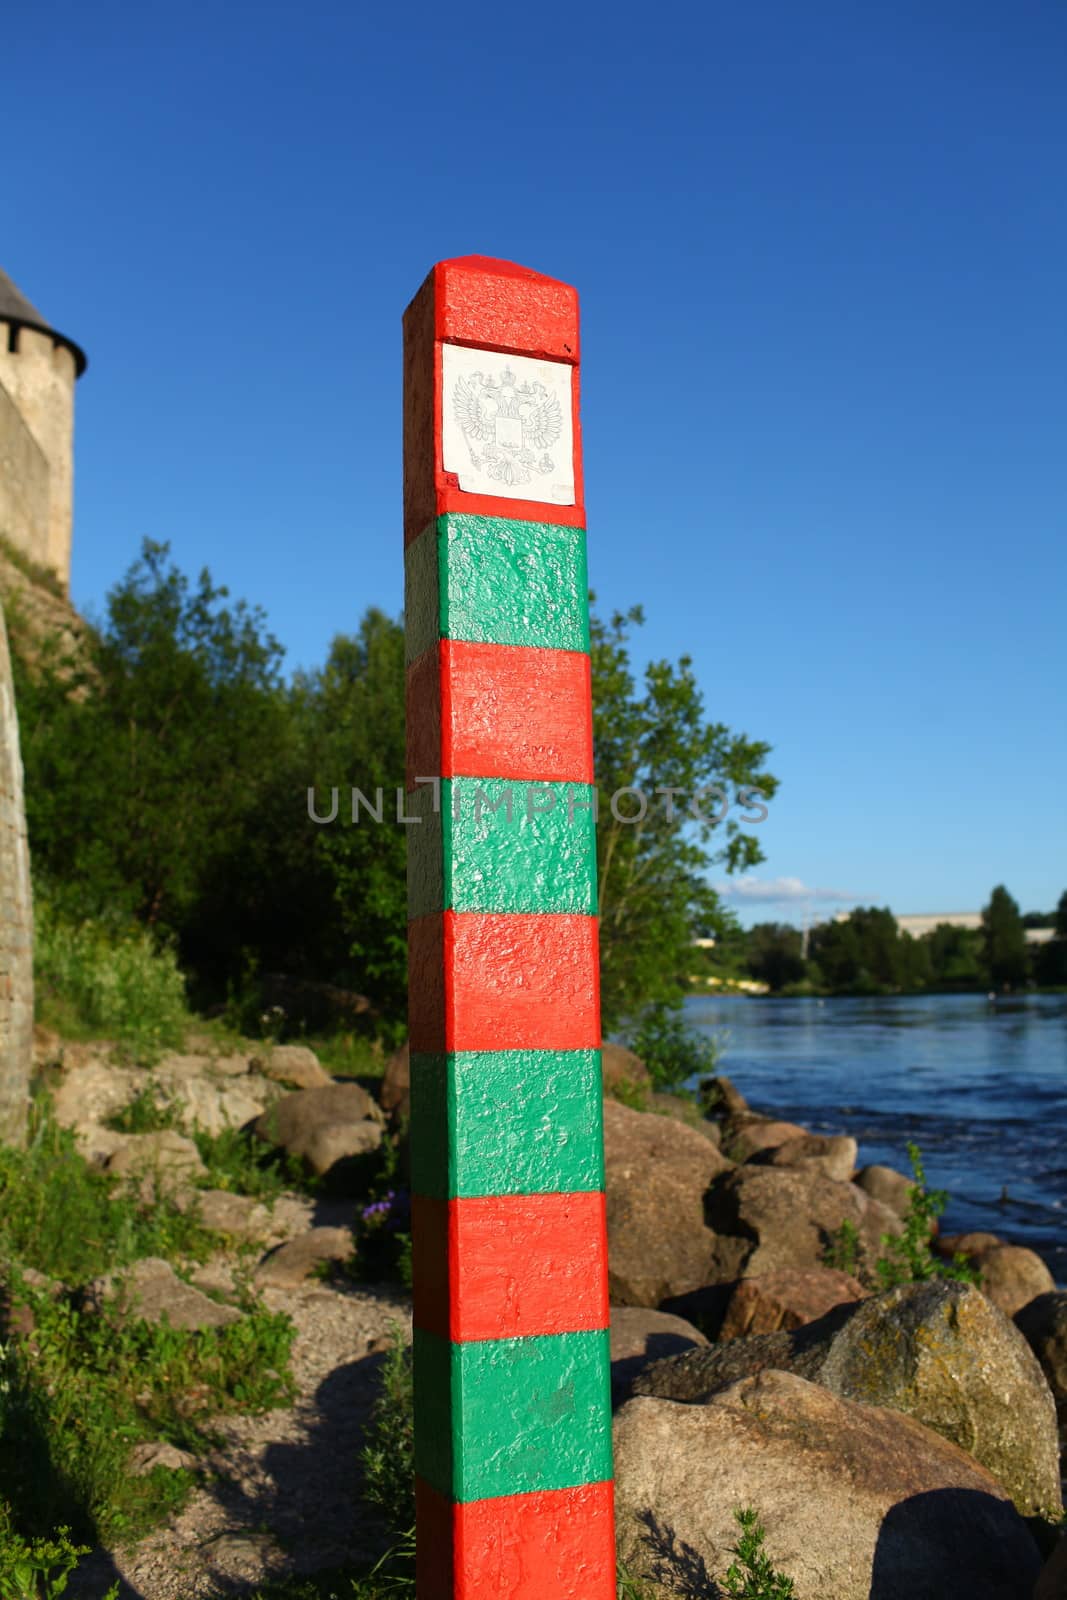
[403,256,615,1599]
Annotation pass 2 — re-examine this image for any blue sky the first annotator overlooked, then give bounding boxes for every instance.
[6,1,1065,925]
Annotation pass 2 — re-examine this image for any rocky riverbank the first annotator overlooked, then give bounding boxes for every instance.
[2,1032,1065,1599]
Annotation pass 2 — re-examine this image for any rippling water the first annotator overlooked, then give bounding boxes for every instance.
[684,992,1067,1284]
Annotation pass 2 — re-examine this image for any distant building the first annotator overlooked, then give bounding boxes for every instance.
[0,266,87,592]
[837,909,1053,947]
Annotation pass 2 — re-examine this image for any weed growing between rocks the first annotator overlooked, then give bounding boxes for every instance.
[874,1142,982,1289]
[106,1085,312,1203]
[822,1141,984,1290]
[720,1507,795,1599]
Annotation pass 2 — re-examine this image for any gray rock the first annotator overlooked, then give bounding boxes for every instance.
[753,1131,858,1183]
[603,1098,732,1306]
[252,1083,383,1182]
[255,1226,355,1288]
[84,1258,241,1330]
[250,1045,332,1091]
[704,1164,902,1280]
[104,1130,207,1199]
[964,1243,1056,1319]
[637,1279,1061,1517]
[717,1267,868,1339]
[610,1306,707,1403]
[727,1117,809,1161]
[601,1042,651,1096]
[855,1163,914,1219]
[128,1441,197,1475]
[614,1370,1042,1600]
[1015,1292,1067,1427]
[174,1187,275,1243]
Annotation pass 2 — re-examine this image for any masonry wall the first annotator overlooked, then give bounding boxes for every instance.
[0,320,76,589]
[0,596,32,1147]
[0,373,50,565]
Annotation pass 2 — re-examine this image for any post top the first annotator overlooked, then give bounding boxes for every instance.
[409,255,579,365]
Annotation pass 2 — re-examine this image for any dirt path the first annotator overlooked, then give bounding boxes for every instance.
[70,1278,412,1600]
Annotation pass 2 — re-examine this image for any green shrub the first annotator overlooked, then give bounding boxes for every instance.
[624,1000,722,1094]
[34,893,190,1062]
[874,1143,983,1290]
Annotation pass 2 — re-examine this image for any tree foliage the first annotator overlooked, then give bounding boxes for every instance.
[590,604,777,1029]
[981,884,1029,991]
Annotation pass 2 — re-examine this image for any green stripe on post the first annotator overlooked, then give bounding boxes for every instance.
[413,1326,613,1503]
[405,514,590,662]
[407,778,598,918]
[409,1049,604,1199]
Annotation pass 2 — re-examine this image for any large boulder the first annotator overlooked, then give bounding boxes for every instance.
[610,1306,707,1404]
[1015,1292,1067,1428]
[614,1370,1041,1600]
[963,1243,1056,1319]
[752,1132,857,1183]
[703,1164,902,1280]
[646,1093,721,1147]
[717,1267,867,1340]
[636,1279,1061,1517]
[603,1099,732,1306]
[252,1083,383,1183]
[855,1163,914,1219]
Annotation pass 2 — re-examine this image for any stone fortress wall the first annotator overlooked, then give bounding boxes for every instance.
[0,598,32,1146]
[0,319,78,588]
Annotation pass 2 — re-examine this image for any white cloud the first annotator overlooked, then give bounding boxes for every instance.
[715,876,859,905]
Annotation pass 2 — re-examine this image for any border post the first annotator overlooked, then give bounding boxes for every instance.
[404,256,615,1599]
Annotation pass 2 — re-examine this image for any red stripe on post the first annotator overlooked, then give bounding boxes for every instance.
[406,642,593,787]
[412,1192,610,1342]
[416,1478,617,1600]
[408,912,600,1053]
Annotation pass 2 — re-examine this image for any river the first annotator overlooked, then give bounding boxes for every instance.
[684,991,1067,1284]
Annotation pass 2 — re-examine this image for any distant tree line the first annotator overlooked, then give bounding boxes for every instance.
[713,887,1067,996]
[10,541,777,1041]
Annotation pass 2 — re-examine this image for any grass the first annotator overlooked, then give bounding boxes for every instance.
[0,1101,297,1550]
[34,896,192,1065]
[105,1083,313,1204]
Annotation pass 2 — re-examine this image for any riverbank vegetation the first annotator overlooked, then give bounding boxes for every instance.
[701,886,1067,997]
[10,540,777,1055]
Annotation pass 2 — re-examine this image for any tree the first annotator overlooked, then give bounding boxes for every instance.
[590,604,777,1029]
[746,923,806,991]
[981,885,1029,991]
[15,541,291,946]
[922,922,982,989]
[295,610,409,1023]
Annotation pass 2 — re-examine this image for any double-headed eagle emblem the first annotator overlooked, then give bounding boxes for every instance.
[452,366,563,488]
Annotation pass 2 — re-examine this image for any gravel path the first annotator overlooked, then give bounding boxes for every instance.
[69,1278,412,1600]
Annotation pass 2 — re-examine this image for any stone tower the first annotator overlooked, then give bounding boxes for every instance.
[0,266,87,591]
[0,268,84,1145]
